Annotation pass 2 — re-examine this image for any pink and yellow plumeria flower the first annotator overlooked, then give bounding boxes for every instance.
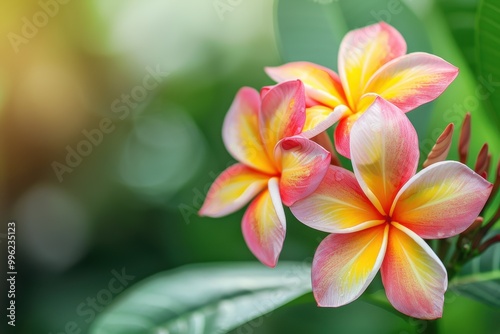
[266,22,459,158]
[199,80,331,267]
[290,97,492,319]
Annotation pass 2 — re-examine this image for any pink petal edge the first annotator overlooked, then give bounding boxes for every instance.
[276,136,331,206]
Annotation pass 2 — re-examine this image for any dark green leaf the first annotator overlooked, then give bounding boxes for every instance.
[437,0,479,68]
[89,262,311,334]
[476,0,500,131]
[450,239,500,307]
[421,5,500,170]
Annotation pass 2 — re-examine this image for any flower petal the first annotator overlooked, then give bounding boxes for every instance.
[242,177,286,267]
[223,87,276,174]
[262,84,320,106]
[311,131,341,166]
[290,166,384,233]
[312,225,389,307]
[350,97,419,215]
[302,105,348,139]
[338,22,406,110]
[260,85,272,99]
[275,136,331,206]
[391,161,493,239]
[333,112,362,158]
[199,163,270,217]
[333,93,379,158]
[265,62,346,108]
[364,53,459,112]
[381,223,447,319]
[422,123,454,168]
[260,80,306,159]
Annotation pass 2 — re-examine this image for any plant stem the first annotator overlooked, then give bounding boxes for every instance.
[478,234,500,253]
[437,238,450,261]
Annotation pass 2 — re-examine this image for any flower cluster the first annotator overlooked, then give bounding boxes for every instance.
[199,22,493,319]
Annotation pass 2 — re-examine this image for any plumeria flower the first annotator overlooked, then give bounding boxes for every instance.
[290,97,492,319]
[266,22,458,157]
[199,80,331,267]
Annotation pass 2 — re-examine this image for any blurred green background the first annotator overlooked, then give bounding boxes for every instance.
[0,0,499,333]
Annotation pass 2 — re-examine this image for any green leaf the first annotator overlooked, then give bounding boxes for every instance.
[417,5,500,172]
[274,0,434,150]
[436,0,480,68]
[450,240,500,307]
[89,262,311,334]
[476,0,500,131]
